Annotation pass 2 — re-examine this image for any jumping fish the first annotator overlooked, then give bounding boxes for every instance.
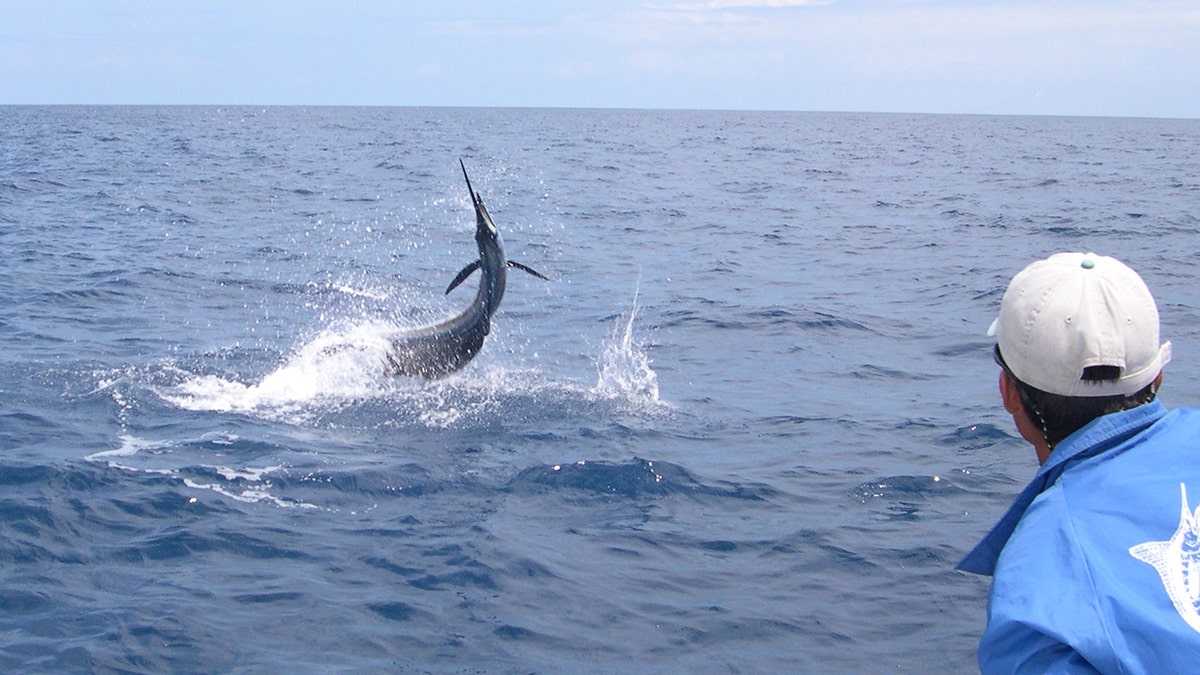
[384,161,546,378]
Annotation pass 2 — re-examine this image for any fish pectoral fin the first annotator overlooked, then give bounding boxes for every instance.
[508,261,549,281]
[445,261,481,295]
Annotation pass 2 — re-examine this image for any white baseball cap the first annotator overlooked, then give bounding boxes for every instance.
[989,252,1171,397]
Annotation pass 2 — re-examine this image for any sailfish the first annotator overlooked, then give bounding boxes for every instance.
[383,161,547,378]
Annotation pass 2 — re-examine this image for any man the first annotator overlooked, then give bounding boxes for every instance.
[959,252,1200,673]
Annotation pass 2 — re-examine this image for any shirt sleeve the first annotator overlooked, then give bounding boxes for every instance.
[978,487,1116,674]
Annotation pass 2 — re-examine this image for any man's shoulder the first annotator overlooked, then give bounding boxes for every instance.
[1033,406,1200,561]
[1159,406,1200,426]
[993,424,1200,671]
[1015,405,1200,551]
[1131,405,1200,451]
[1064,403,1200,470]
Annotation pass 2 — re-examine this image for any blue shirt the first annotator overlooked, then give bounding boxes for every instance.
[958,401,1200,673]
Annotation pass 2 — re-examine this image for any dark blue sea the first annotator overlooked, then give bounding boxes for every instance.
[2,106,1199,673]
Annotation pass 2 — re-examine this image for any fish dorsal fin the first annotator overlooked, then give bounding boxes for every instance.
[508,261,549,281]
[445,261,481,295]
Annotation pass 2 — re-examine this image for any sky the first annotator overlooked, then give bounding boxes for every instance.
[2,0,1198,118]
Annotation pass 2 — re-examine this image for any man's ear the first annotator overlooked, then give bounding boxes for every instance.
[998,369,1054,464]
[1000,371,1024,415]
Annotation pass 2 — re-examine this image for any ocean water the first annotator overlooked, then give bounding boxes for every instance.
[1,106,1199,672]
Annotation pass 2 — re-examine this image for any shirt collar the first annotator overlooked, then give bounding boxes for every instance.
[956,400,1167,576]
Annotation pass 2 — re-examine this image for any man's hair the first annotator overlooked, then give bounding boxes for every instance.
[997,347,1157,449]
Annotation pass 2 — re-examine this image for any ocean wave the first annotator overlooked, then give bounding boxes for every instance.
[506,458,769,501]
[80,433,318,510]
[939,422,1012,450]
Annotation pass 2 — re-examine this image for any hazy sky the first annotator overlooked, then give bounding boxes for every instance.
[3,1,1198,117]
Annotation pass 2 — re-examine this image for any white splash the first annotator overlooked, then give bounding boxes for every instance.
[592,287,662,405]
[331,283,389,301]
[156,289,667,427]
[156,319,548,429]
[164,320,396,415]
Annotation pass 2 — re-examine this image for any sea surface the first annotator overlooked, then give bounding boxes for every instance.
[1,106,1198,673]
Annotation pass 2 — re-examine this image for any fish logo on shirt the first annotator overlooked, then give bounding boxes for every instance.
[1130,483,1200,634]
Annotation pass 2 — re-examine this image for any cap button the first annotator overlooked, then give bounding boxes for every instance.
[1081,258,1096,270]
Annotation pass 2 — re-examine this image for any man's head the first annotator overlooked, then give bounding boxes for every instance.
[991,252,1171,460]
